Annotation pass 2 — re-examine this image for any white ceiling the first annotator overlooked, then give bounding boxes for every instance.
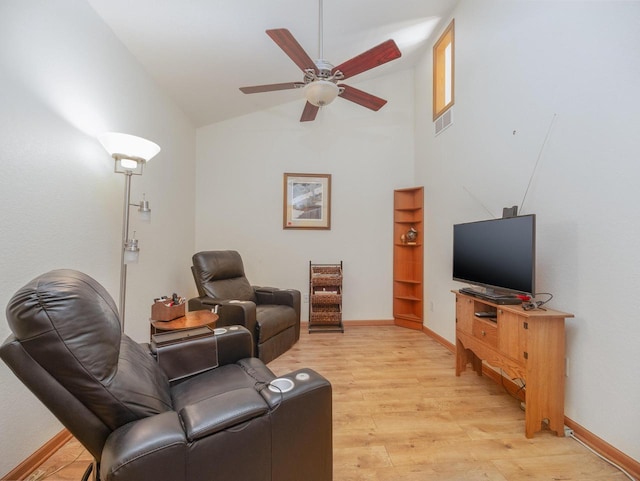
[87,0,458,127]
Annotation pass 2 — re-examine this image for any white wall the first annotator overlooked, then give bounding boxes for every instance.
[416,0,640,463]
[195,70,415,321]
[0,1,195,476]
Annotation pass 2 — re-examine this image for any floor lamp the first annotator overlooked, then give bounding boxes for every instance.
[98,132,161,331]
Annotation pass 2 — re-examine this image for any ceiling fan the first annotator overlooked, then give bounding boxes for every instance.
[239,0,402,122]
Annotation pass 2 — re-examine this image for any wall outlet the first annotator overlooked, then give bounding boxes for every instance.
[303,293,309,303]
[564,426,574,437]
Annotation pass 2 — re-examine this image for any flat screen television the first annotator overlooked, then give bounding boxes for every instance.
[452,214,536,297]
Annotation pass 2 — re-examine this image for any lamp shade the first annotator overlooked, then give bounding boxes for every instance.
[124,238,139,264]
[138,198,151,223]
[305,80,339,107]
[98,132,161,163]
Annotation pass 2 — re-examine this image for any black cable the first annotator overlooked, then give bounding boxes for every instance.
[513,379,526,397]
[534,292,553,308]
[500,369,526,401]
[80,463,93,481]
[224,381,283,434]
[254,381,283,413]
[523,292,554,311]
[238,363,285,412]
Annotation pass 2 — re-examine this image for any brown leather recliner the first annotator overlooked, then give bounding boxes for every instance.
[1,270,332,481]
[188,250,300,364]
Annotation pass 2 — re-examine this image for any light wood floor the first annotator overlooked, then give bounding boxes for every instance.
[28,325,628,480]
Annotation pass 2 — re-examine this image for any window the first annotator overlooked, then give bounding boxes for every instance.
[433,19,454,121]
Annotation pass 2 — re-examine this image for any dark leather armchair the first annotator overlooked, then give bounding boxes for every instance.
[1,270,332,481]
[188,250,300,364]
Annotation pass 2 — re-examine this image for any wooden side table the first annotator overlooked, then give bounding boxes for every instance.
[150,310,219,338]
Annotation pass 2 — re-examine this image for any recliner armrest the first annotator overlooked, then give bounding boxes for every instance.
[256,368,331,409]
[188,295,220,312]
[254,287,301,309]
[179,387,268,442]
[254,368,333,481]
[145,326,254,374]
[100,411,187,481]
[188,296,258,335]
[151,332,218,382]
[212,325,254,364]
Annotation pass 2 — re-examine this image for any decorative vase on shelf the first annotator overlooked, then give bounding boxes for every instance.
[406,227,418,244]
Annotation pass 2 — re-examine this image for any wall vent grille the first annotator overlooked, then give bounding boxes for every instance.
[435,109,453,135]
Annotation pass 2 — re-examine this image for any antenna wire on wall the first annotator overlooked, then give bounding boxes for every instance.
[463,186,496,219]
[520,113,557,212]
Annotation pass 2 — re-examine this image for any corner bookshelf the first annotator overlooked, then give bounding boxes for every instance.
[393,187,424,330]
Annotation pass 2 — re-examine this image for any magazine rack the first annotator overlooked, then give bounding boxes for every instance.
[309,261,343,333]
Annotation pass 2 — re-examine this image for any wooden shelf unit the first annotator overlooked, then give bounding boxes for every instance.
[393,187,424,330]
[453,290,574,438]
[309,262,344,333]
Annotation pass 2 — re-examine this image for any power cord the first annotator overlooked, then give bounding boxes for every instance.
[254,381,283,413]
[238,361,285,412]
[499,368,526,401]
[512,392,636,479]
[523,292,553,311]
[223,381,283,434]
[565,430,637,481]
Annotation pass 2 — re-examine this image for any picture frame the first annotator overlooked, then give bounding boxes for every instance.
[283,173,332,230]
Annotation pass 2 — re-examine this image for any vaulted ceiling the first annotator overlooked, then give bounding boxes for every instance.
[87,0,457,126]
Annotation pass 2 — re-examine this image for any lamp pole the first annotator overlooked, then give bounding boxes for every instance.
[98,132,160,332]
[119,171,133,330]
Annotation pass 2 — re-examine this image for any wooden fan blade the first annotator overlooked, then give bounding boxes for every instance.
[332,39,401,80]
[300,102,320,122]
[338,84,387,111]
[240,82,304,94]
[266,29,318,73]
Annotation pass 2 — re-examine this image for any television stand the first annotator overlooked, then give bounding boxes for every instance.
[453,290,574,438]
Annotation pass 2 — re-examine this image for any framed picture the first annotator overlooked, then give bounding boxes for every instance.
[283,173,332,230]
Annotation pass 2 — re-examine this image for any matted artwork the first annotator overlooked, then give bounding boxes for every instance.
[283,173,331,230]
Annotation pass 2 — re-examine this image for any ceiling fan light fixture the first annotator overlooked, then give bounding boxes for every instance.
[239,0,401,121]
[304,80,339,107]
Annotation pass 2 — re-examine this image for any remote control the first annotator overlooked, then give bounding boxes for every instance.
[475,311,496,318]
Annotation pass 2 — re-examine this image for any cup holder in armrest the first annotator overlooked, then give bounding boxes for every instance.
[268,377,294,393]
[213,326,241,335]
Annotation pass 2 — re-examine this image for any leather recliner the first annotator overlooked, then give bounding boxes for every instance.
[0,270,332,481]
[188,250,300,364]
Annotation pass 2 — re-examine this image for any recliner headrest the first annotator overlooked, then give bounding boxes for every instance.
[192,251,256,302]
[193,250,246,282]
[5,269,172,429]
[6,269,121,363]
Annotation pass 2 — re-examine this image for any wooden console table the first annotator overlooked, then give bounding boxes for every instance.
[453,290,573,438]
